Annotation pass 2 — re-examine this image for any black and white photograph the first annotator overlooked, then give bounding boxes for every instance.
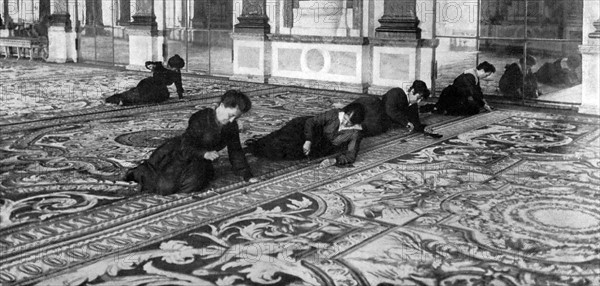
[1,0,599,285]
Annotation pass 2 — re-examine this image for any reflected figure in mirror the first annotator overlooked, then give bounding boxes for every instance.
[429,61,496,116]
[535,55,581,87]
[499,55,540,98]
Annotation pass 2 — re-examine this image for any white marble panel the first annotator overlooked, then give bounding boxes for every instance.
[372,46,416,87]
[579,45,600,115]
[233,39,265,76]
[271,41,363,83]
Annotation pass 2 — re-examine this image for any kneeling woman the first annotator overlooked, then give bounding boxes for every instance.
[125,90,256,195]
[246,103,365,165]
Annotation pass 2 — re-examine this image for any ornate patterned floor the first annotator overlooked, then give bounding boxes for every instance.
[1,62,599,286]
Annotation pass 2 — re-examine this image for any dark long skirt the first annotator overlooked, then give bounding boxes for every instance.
[352,96,389,137]
[246,116,339,160]
[125,136,214,195]
[435,85,480,116]
[106,77,170,106]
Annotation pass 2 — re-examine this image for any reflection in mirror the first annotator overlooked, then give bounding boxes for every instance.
[526,0,583,40]
[480,0,525,38]
[434,37,478,96]
[528,43,582,104]
[436,0,478,37]
[478,39,526,99]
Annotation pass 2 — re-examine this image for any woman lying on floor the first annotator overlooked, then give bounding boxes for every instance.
[125,90,258,195]
[246,103,366,166]
[105,54,185,106]
[348,80,442,138]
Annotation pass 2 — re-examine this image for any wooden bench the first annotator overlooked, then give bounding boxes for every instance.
[0,37,48,61]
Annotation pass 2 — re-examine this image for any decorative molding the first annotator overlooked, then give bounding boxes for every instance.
[268,76,368,93]
[130,15,157,26]
[231,32,269,41]
[126,23,158,36]
[269,34,368,45]
[370,38,438,48]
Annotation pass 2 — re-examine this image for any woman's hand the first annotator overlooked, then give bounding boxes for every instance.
[319,158,336,168]
[406,122,415,132]
[484,104,494,112]
[247,177,259,183]
[303,141,312,156]
[204,151,219,161]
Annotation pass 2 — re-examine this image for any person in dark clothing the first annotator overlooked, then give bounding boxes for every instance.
[124,90,257,195]
[350,96,388,137]
[430,61,496,116]
[499,55,540,98]
[535,55,581,87]
[246,103,366,166]
[351,80,442,138]
[106,54,185,106]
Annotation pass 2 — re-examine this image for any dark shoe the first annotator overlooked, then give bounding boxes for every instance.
[413,124,426,133]
[105,94,121,105]
[123,169,136,182]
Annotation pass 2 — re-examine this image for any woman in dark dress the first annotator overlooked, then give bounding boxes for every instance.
[350,80,441,138]
[246,103,366,166]
[106,54,185,106]
[125,90,256,195]
[499,55,539,98]
[434,61,496,116]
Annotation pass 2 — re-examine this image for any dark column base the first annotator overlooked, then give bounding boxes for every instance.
[49,13,72,32]
[234,16,270,34]
[131,15,157,26]
[375,16,421,39]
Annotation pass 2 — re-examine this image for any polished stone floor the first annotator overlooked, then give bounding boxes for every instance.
[0,60,598,286]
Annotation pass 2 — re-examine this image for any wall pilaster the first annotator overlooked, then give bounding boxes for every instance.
[126,0,164,70]
[578,0,600,116]
[375,0,420,39]
[47,0,77,63]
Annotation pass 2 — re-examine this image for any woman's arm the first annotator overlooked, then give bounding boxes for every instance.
[304,110,335,142]
[180,134,208,159]
[384,89,410,127]
[335,131,363,165]
[224,122,253,181]
[458,74,486,107]
[174,72,184,99]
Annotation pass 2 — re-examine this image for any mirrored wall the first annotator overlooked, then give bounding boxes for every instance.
[434,0,583,105]
[74,0,233,76]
